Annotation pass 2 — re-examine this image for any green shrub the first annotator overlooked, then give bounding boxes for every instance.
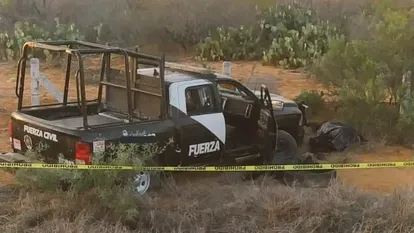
[312,0,414,144]
[197,1,344,68]
[197,26,262,61]
[294,89,325,119]
[0,32,15,60]
[0,18,91,61]
[260,3,342,68]
[0,21,48,60]
[53,18,85,41]
[12,140,172,226]
[336,96,398,138]
[15,141,169,192]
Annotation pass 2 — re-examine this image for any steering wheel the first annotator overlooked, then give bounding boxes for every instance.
[260,84,273,112]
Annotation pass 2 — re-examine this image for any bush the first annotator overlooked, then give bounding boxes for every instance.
[197,1,344,68]
[12,141,170,226]
[0,0,257,54]
[294,89,325,119]
[15,141,170,191]
[0,18,89,61]
[0,0,383,59]
[156,0,256,51]
[197,26,262,61]
[312,0,414,143]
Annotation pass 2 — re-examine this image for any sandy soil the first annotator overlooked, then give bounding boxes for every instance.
[0,58,413,193]
[339,146,414,193]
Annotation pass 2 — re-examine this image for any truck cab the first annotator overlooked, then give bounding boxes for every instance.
[133,64,279,167]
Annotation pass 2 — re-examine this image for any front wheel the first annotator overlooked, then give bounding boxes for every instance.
[272,130,299,164]
[242,130,298,181]
[269,130,299,180]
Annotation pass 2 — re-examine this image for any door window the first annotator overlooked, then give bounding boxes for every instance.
[185,85,216,115]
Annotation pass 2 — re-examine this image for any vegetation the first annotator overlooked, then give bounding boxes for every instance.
[294,89,325,119]
[0,19,86,60]
[1,1,414,232]
[197,1,344,68]
[0,0,412,141]
[3,173,414,232]
[312,0,414,143]
[4,141,171,228]
[0,0,260,55]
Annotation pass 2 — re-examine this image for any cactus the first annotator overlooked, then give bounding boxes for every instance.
[197,1,344,68]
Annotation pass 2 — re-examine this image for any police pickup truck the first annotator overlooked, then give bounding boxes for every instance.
[4,41,309,194]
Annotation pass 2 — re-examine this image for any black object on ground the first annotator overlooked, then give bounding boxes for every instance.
[309,121,367,153]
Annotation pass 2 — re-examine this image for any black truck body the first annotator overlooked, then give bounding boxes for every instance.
[7,41,291,168]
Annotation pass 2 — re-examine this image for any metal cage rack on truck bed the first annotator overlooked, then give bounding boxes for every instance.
[15,40,167,130]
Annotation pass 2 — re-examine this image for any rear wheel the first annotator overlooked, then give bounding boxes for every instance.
[131,159,163,196]
[132,171,161,195]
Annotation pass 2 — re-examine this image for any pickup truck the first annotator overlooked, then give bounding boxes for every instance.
[4,41,319,194]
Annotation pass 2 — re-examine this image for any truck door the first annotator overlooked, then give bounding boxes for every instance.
[256,85,277,160]
[169,80,225,165]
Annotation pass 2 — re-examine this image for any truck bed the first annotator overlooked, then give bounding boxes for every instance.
[49,113,124,129]
[18,103,143,130]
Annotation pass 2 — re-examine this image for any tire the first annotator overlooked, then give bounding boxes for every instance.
[272,130,299,164]
[131,159,164,196]
[268,130,299,180]
[242,130,299,181]
[131,171,162,195]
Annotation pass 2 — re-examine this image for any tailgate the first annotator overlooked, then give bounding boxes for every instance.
[9,117,79,163]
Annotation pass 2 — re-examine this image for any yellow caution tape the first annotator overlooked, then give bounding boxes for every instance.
[1,161,414,171]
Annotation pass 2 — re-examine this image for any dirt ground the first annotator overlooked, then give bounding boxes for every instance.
[0,58,413,193]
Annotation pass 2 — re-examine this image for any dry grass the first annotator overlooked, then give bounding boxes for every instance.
[1,173,414,233]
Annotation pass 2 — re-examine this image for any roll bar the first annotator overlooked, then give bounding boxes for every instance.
[15,40,167,130]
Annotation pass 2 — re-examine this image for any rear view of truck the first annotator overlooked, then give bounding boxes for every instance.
[9,109,90,164]
[6,41,167,165]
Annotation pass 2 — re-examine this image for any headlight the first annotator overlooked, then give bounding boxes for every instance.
[272,100,284,111]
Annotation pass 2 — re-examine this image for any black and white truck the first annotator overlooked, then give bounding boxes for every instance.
[3,41,319,194]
